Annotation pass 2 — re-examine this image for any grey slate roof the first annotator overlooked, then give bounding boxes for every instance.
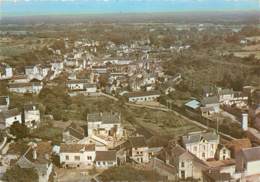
[201,96,219,105]
[87,112,120,124]
[182,132,219,145]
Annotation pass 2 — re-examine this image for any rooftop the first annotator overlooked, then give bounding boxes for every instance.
[129,136,147,148]
[87,112,120,124]
[126,90,161,98]
[182,131,219,145]
[60,143,95,153]
[95,150,116,162]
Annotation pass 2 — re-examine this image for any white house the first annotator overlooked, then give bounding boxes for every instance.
[60,144,96,168]
[126,91,161,103]
[128,136,149,163]
[67,79,97,96]
[215,144,231,161]
[182,132,220,161]
[95,150,117,169]
[218,88,234,104]
[25,65,50,81]
[0,96,10,112]
[87,112,124,139]
[17,142,53,182]
[24,103,41,128]
[0,63,13,80]
[8,82,43,94]
[0,108,22,128]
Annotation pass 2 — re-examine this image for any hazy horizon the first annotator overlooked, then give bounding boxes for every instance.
[1,0,260,17]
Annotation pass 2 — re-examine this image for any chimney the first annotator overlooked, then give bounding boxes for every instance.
[242,113,248,131]
[33,148,37,160]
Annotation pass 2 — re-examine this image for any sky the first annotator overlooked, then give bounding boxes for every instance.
[1,0,260,17]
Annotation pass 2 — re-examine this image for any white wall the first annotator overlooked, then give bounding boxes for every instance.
[5,114,22,127]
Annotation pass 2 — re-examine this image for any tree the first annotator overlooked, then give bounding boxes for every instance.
[10,122,29,139]
[4,165,38,182]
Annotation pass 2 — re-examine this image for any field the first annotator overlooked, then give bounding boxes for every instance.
[233,51,260,59]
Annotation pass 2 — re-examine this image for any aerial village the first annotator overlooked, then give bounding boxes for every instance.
[0,22,260,182]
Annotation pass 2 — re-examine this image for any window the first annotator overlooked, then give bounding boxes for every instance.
[203,145,206,150]
[87,156,92,160]
[103,162,106,165]
[211,144,214,149]
[74,156,80,161]
[194,146,197,152]
[66,155,69,160]
[223,149,226,154]
[202,152,205,158]
[181,170,185,179]
[181,161,185,167]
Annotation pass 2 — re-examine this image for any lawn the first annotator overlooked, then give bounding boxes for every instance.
[30,124,63,144]
[98,165,163,182]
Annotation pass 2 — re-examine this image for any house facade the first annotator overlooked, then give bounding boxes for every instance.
[0,96,10,112]
[128,136,149,163]
[0,108,22,128]
[24,104,41,128]
[236,146,260,178]
[87,112,124,139]
[60,144,96,168]
[182,132,220,161]
[126,91,160,103]
[0,63,13,80]
[8,82,43,94]
[95,150,117,169]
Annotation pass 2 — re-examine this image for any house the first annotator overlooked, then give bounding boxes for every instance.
[215,144,231,161]
[126,91,161,103]
[182,132,220,161]
[0,108,22,129]
[23,103,41,128]
[62,123,85,143]
[87,112,124,140]
[16,141,53,182]
[95,150,117,169]
[8,81,43,94]
[0,63,13,80]
[25,65,50,81]
[236,146,260,178]
[128,136,149,163]
[201,96,220,116]
[159,144,206,180]
[0,96,10,112]
[51,61,64,72]
[218,88,234,105]
[60,144,96,168]
[67,79,97,96]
